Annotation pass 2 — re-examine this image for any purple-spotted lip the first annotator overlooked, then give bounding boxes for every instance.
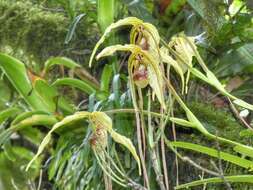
[133,69,148,81]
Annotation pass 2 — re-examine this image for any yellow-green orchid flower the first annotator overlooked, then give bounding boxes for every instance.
[26,111,141,176]
[168,33,253,111]
[96,44,166,109]
[89,17,160,67]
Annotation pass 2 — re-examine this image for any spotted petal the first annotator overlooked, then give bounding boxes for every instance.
[90,112,141,175]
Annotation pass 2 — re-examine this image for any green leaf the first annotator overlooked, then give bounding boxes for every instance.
[44,57,81,74]
[0,53,52,112]
[234,144,253,159]
[170,141,253,170]
[0,80,11,110]
[187,0,226,34]
[65,13,86,44]
[34,79,58,112]
[52,78,107,100]
[216,43,253,77]
[19,127,44,145]
[100,64,113,92]
[112,74,121,106]
[122,0,155,23]
[175,175,253,189]
[0,107,20,124]
[0,146,40,190]
[0,114,58,146]
[169,117,195,128]
[34,79,74,114]
[11,110,49,125]
[97,0,115,32]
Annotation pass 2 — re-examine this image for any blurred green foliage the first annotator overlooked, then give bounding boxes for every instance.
[0,0,253,189]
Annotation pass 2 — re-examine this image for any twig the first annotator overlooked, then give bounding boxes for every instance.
[104,108,162,118]
[148,92,166,190]
[128,179,148,190]
[137,87,147,172]
[36,169,43,190]
[135,105,150,189]
[164,138,220,177]
[182,156,220,177]
[227,97,253,132]
[170,96,179,187]
[211,132,233,190]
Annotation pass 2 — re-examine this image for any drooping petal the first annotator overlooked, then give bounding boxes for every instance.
[161,51,185,93]
[171,35,196,68]
[96,44,140,60]
[147,65,165,109]
[109,129,142,175]
[178,34,253,111]
[89,17,143,67]
[142,22,160,45]
[26,111,90,171]
[96,44,166,109]
[143,52,166,109]
[90,111,141,175]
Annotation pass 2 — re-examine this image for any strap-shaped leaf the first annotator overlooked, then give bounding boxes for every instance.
[52,78,107,100]
[0,107,20,124]
[11,110,50,125]
[175,175,253,189]
[34,79,74,114]
[65,13,86,44]
[0,53,52,112]
[233,99,253,111]
[44,57,81,74]
[170,141,253,170]
[100,64,113,92]
[169,117,195,128]
[0,114,58,147]
[233,144,253,160]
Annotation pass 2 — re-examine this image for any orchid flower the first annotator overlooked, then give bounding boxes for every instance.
[89,17,161,67]
[26,111,141,178]
[166,33,253,111]
[96,44,166,109]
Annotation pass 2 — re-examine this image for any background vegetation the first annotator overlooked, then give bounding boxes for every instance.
[0,0,253,189]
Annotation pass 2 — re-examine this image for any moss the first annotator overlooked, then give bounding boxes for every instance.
[186,101,252,142]
[24,11,68,62]
[174,102,253,189]
[0,1,90,65]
